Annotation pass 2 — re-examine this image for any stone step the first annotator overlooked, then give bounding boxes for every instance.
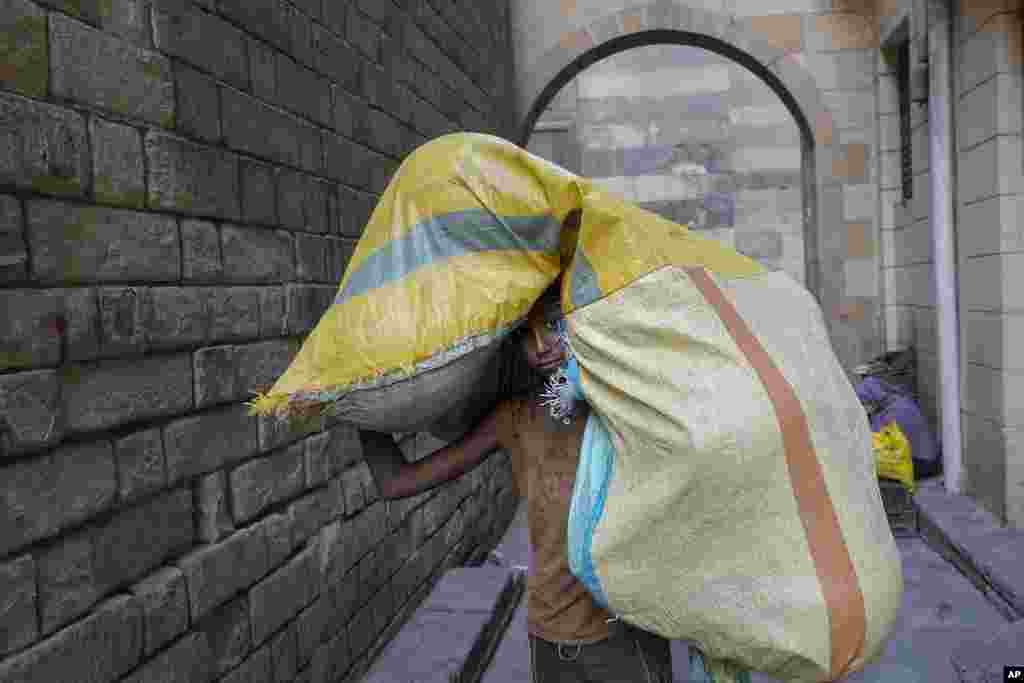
[363,566,526,683]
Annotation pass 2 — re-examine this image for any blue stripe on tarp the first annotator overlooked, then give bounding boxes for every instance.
[567,410,615,610]
[335,210,562,304]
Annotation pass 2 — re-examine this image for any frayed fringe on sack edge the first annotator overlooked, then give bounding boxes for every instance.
[246,322,527,420]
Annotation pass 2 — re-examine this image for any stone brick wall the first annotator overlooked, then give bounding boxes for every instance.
[876,0,1024,528]
[0,0,519,680]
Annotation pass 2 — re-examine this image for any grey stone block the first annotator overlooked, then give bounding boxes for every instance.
[296,233,330,282]
[317,520,344,588]
[152,1,249,90]
[323,132,370,188]
[62,287,102,362]
[367,585,394,647]
[346,597,378,663]
[121,630,213,683]
[0,441,116,555]
[177,523,269,621]
[208,286,262,342]
[146,131,240,220]
[269,621,299,682]
[259,286,288,337]
[366,109,407,159]
[194,345,237,408]
[37,530,100,635]
[0,553,37,656]
[249,539,320,644]
[313,26,359,93]
[163,404,258,484]
[0,594,144,683]
[91,117,146,208]
[221,646,272,683]
[0,290,63,370]
[221,224,295,283]
[181,219,221,282]
[28,200,180,282]
[321,0,347,37]
[261,510,295,568]
[339,186,374,238]
[50,13,174,126]
[198,593,252,676]
[295,595,329,666]
[240,158,278,226]
[130,566,189,657]
[196,470,233,543]
[340,466,367,519]
[98,0,152,48]
[311,627,351,683]
[277,53,333,127]
[327,563,359,623]
[289,487,333,548]
[247,34,278,102]
[0,194,27,283]
[326,424,361,474]
[174,61,221,143]
[258,412,324,454]
[145,286,209,350]
[230,441,305,523]
[368,152,398,194]
[284,284,335,335]
[232,338,296,400]
[97,286,151,356]
[114,428,167,504]
[0,0,48,99]
[218,0,288,49]
[331,85,356,137]
[346,4,379,61]
[305,433,331,488]
[221,85,303,168]
[278,169,330,233]
[63,353,192,432]
[0,91,89,197]
[93,487,194,590]
[284,0,315,68]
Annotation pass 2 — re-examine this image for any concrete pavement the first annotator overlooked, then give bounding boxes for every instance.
[479,474,1024,682]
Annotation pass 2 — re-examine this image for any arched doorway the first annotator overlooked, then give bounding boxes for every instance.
[508,2,883,375]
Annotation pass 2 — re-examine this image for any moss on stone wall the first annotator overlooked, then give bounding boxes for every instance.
[31,174,84,197]
[0,15,48,98]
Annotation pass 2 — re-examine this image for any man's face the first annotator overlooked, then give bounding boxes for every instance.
[522,303,566,377]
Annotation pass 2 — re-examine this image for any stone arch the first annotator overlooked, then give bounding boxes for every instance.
[512,2,865,366]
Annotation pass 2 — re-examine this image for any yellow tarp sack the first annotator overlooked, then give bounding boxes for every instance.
[873,422,915,494]
[249,133,576,436]
[251,132,903,682]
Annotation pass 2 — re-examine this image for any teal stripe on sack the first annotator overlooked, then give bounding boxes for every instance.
[336,210,561,304]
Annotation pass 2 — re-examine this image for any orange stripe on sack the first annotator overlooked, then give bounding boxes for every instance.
[685,267,866,681]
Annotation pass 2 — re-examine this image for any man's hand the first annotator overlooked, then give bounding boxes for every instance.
[359,408,502,500]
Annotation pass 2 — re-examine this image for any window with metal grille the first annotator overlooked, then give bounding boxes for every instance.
[897,40,913,202]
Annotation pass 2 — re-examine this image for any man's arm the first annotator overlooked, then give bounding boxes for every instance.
[359,408,502,500]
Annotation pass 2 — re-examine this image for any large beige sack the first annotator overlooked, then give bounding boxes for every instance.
[565,264,903,682]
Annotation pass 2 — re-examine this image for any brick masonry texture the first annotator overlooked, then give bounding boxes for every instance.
[0,0,518,680]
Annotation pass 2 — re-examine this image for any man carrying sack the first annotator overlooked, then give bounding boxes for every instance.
[359,281,675,683]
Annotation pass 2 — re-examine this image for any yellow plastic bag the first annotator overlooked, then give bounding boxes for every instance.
[873,422,915,494]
